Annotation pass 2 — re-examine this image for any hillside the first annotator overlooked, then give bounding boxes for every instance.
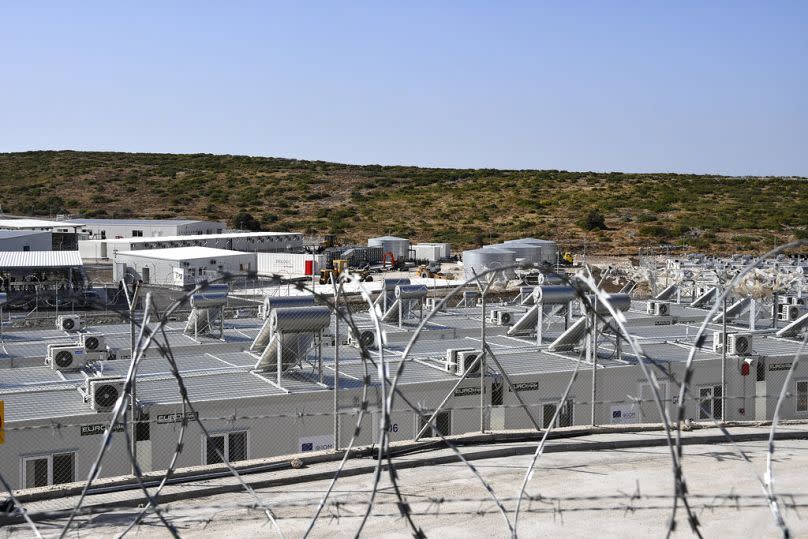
[0,151,806,254]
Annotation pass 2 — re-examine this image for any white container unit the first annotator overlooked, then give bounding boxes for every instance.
[413,243,451,262]
[113,247,256,286]
[368,236,410,261]
[256,253,327,277]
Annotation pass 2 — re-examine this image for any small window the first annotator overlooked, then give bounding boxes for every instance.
[52,453,75,485]
[210,260,216,265]
[23,245,30,251]
[491,381,503,406]
[757,359,766,382]
[24,457,49,488]
[205,432,248,465]
[23,452,76,488]
[417,411,450,438]
[541,400,574,428]
[132,230,144,237]
[559,399,574,427]
[699,385,722,420]
[135,413,150,441]
[797,381,808,413]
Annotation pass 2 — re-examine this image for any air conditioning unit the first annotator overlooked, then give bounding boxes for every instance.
[646,301,670,316]
[80,333,106,353]
[456,350,482,377]
[779,305,802,322]
[56,314,82,332]
[47,345,87,371]
[87,378,126,412]
[446,347,475,365]
[425,297,446,311]
[727,333,753,356]
[712,331,725,353]
[443,347,474,373]
[495,311,513,326]
[348,329,377,349]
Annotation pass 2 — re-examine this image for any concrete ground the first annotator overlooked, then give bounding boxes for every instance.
[4,428,807,538]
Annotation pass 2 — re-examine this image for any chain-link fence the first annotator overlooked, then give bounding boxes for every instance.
[1,241,807,537]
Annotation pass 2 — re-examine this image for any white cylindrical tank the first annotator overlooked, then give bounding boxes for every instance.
[462,247,517,280]
[503,238,558,264]
[368,236,410,260]
[494,242,543,266]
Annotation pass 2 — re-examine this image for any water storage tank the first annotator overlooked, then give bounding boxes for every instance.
[493,242,543,266]
[462,247,516,281]
[503,238,558,265]
[368,236,410,261]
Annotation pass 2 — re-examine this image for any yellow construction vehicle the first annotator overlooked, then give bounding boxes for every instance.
[319,259,373,284]
[561,252,574,266]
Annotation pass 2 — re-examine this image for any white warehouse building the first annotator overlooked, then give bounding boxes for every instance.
[112,247,257,286]
[71,218,225,240]
[79,232,303,262]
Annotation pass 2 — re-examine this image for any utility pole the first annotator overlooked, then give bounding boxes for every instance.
[721,286,727,422]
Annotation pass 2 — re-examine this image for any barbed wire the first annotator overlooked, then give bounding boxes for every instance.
[0,241,806,537]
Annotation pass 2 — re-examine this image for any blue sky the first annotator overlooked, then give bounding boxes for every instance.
[2,1,806,176]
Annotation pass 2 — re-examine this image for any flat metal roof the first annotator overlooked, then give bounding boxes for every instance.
[0,230,50,240]
[70,218,215,226]
[84,231,302,245]
[0,218,83,230]
[1,387,93,422]
[1,299,806,423]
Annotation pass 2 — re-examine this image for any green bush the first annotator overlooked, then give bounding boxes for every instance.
[231,212,261,231]
[579,209,606,231]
